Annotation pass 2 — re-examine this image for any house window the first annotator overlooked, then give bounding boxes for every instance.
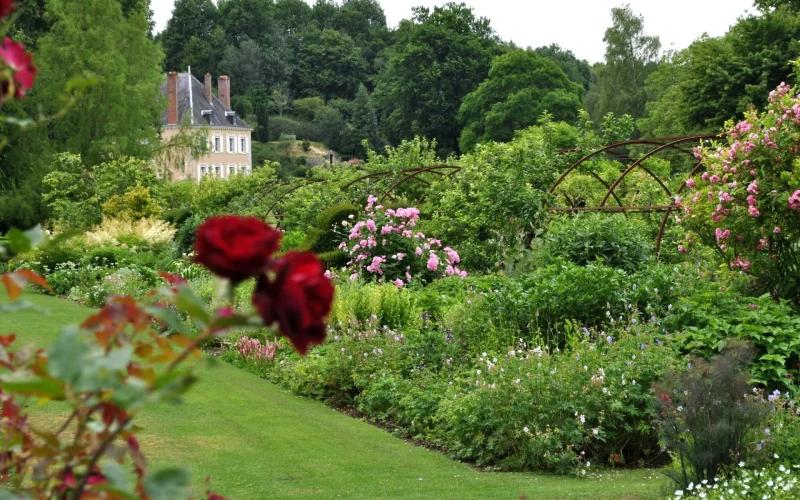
[228,164,237,176]
[212,136,222,153]
[198,165,207,179]
[240,164,249,176]
[239,137,248,154]
[213,165,222,177]
[227,136,235,154]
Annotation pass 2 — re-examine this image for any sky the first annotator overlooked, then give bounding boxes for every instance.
[152,0,756,64]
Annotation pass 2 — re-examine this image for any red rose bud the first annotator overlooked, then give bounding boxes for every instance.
[252,252,334,355]
[194,216,281,284]
[0,37,36,98]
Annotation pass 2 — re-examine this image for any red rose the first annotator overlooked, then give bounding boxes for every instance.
[0,37,36,98]
[0,1,14,20]
[194,216,281,284]
[252,252,334,354]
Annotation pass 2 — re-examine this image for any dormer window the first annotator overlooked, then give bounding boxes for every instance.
[201,109,213,125]
[225,110,237,125]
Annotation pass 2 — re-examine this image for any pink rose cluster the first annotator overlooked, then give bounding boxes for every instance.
[680,81,800,284]
[340,195,467,286]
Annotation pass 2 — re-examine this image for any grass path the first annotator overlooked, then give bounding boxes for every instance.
[1,293,665,499]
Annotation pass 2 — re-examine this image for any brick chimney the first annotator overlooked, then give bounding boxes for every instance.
[204,73,213,103]
[218,76,231,109]
[167,71,179,125]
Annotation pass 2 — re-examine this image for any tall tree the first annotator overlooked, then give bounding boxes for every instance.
[585,4,660,122]
[534,44,592,92]
[274,0,313,35]
[458,50,583,152]
[374,3,502,155]
[640,7,800,136]
[334,0,391,73]
[350,83,381,155]
[158,0,219,72]
[35,0,164,165]
[291,26,367,100]
[218,0,279,46]
[754,0,800,11]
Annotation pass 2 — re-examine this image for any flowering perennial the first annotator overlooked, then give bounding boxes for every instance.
[680,81,800,300]
[340,195,466,285]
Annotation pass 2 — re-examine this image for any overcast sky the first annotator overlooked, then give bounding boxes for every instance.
[152,0,756,64]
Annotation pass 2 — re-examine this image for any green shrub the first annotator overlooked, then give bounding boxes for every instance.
[666,291,800,394]
[541,213,654,272]
[233,321,678,473]
[298,202,359,253]
[174,213,206,256]
[268,116,323,142]
[330,280,420,330]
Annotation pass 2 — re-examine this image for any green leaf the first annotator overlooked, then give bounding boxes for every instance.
[0,490,30,499]
[174,287,211,326]
[47,326,89,384]
[144,468,191,500]
[143,306,189,335]
[101,461,132,494]
[210,313,259,333]
[0,375,65,399]
[5,226,44,255]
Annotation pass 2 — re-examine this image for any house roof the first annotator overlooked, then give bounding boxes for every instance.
[160,73,251,130]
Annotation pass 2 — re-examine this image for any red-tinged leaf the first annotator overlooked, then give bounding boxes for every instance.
[170,335,200,359]
[1,273,23,301]
[135,344,153,359]
[0,334,16,347]
[14,269,52,292]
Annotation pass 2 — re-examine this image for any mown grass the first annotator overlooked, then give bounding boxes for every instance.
[0,292,667,499]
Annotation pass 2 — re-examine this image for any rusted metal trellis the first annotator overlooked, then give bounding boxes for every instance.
[549,134,722,256]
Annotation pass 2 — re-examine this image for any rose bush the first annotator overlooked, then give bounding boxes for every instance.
[340,195,467,286]
[680,79,800,302]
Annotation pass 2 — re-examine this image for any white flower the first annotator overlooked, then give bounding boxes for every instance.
[523,426,530,434]
[579,414,586,423]
[592,428,599,436]
[674,490,683,497]
[739,461,746,467]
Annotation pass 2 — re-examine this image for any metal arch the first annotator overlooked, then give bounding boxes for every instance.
[264,179,326,219]
[588,171,625,208]
[549,134,718,195]
[380,165,461,204]
[599,136,715,207]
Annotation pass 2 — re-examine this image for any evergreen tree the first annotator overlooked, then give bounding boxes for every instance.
[350,83,381,155]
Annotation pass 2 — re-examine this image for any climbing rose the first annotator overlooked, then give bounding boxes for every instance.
[251,251,334,355]
[194,216,281,284]
[0,37,36,98]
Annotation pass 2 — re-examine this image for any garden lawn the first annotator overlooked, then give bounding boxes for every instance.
[1,292,665,499]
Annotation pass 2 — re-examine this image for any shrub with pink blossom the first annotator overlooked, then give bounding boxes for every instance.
[339,195,467,286]
[680,80,800,302]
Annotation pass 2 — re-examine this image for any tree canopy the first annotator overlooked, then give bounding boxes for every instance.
[374,3,502,155]
[585,4,660,122]
[458,50,583,152]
